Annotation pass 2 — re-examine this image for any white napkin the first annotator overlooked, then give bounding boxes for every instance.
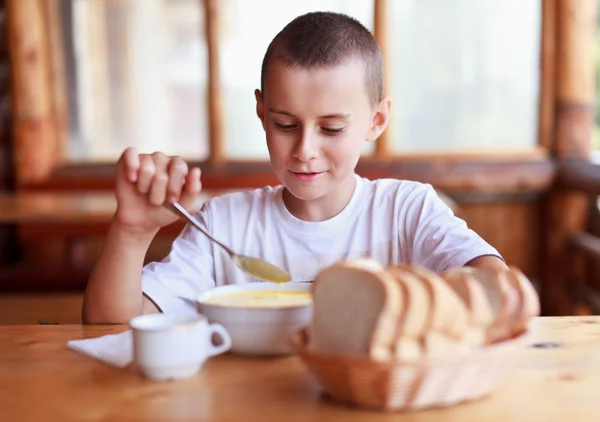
[67,330,133,368]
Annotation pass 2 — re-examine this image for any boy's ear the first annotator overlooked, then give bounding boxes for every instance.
[366,96,391,142]
[255,89,266,130]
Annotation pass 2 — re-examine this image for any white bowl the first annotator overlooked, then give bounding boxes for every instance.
[196,282,313,356]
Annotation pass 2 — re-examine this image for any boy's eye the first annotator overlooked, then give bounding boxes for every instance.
[273,122,297,131]
[321,127,345,136]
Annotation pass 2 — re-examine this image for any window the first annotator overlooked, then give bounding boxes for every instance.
[388,0,541,153]
[62,0,541,164]
[65,0,209,161]
[63,0,373,162]
[9,0,557,190]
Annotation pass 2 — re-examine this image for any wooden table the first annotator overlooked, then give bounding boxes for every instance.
[1,316,599,421]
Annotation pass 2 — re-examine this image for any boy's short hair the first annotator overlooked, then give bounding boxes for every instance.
[260,11,383,107]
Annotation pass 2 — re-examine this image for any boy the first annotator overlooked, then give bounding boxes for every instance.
[83,12,506,324]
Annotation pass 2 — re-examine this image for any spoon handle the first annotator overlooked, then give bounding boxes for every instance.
[164,202,234,256]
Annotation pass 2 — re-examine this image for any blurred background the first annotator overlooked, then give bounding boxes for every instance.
[0,0,598,323]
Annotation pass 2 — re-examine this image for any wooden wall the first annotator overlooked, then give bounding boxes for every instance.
[0,200,541,291]
[0,0,10,191]
[462,202,540,280]
[0,0,18,266]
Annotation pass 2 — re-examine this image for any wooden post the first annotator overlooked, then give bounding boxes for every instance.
[6,0,59,185]
[542,0,597,316]
[373,0,389,157]
[41,0,68,162]
[538,0,557,151]
[554,0,596,158]
[0,0,17,266]
[204,0,224,164]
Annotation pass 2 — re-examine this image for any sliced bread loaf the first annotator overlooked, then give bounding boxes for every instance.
[387,267,429,360]
[441,267,495,346]
[307,259,536,362]
[450,267,519,343]
[505,266,541,335]
[308,259,402,360]
[402,266,470,341]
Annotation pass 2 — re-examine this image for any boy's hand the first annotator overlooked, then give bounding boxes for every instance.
[114,147,202,235]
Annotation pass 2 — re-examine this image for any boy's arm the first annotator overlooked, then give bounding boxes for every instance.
[82,147,202,324]
[82,221,159,324]
[406,185,506,272]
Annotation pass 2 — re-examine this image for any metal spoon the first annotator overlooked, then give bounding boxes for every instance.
[164,201,292,283]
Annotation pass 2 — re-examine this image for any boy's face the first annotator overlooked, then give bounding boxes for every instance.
[255,59,390,210]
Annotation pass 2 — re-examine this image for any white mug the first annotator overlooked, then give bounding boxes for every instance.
[130,313,231,381]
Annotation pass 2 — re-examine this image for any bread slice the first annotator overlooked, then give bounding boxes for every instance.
[451,267,519,343]
[386,267,428,360]
[400,266,469,341]
[505,266,541,335]
[308,259,402,360]
[441,268,495,346]
[387,267,429,338]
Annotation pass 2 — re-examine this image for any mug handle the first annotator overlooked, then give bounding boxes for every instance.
[207,323,232,356]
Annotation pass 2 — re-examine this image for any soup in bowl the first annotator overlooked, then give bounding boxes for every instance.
[197,282,313,356]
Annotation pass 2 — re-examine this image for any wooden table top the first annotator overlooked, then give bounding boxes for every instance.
[1,316,599,421]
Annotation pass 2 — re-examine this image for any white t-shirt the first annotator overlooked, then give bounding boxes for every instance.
[142,174,501,314]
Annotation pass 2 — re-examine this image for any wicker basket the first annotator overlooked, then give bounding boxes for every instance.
[289,328,529,412]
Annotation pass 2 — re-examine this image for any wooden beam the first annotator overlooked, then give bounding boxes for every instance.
[571,282,600,315]
[568,232,600,261]
[373,0,389,157]
[554,0,596,158]
[21,155,556,195]
[204,0,224,164]
[16,222,185,238]
[543,188,590,316]
[542,0,598,316]
[538,0,556,150]
[355,156,554,195]
[558,160,600,195]
[40,0,68,161]
[6,0,59,185]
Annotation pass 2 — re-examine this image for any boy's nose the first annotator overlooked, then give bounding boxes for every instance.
[292,130,320,162]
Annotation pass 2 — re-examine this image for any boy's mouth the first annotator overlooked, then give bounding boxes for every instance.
[291,171,324,182]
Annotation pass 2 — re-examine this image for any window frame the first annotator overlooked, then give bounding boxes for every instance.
[5,0,560,198]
